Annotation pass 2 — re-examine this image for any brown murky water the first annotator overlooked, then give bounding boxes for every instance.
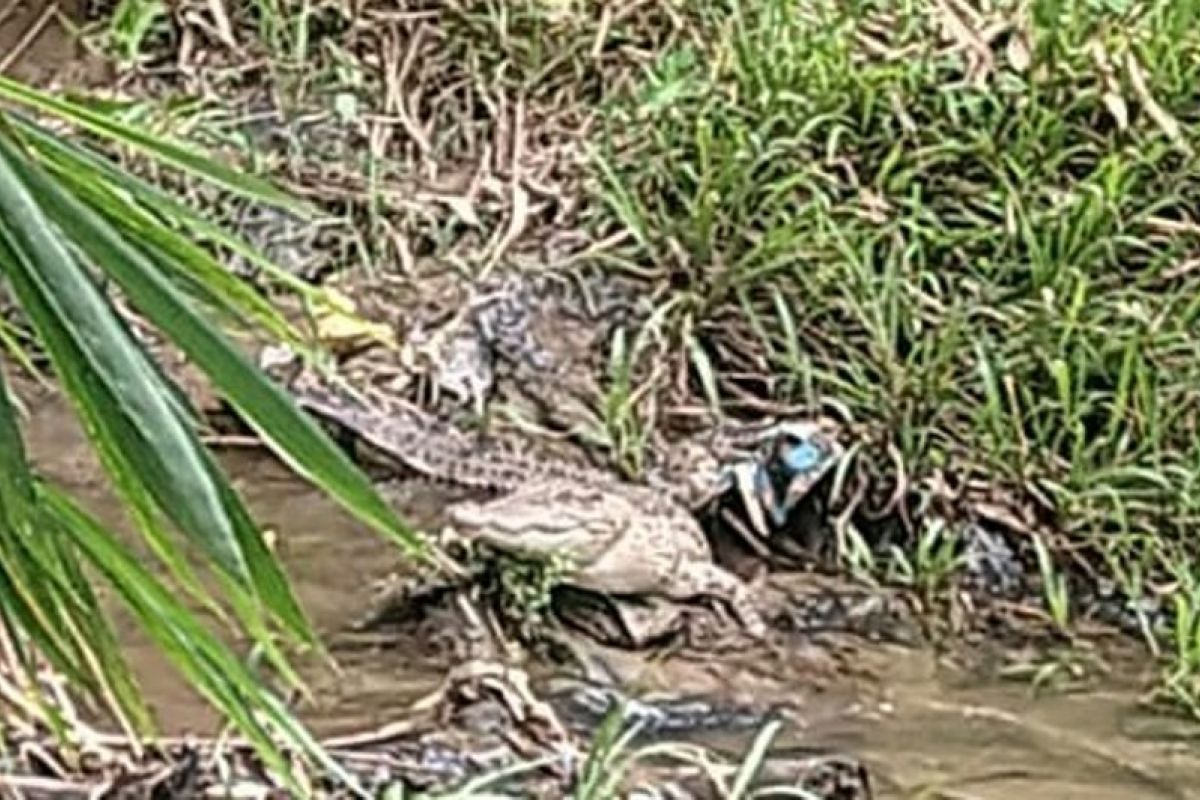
[14,376,1200,799]
[15,374,448,734]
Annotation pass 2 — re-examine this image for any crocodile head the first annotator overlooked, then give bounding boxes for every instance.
[446,481,629,562]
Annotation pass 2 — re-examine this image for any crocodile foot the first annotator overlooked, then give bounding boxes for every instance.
[670,559,768,640]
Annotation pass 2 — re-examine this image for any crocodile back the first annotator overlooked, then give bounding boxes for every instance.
[286,368,616,493]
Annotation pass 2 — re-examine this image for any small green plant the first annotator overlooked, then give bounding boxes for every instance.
[887,518,966,601]
[571,705,809,799]
[571,704,645,800]
[247,0,293,60]
[1155,557,1200,716]
[494,550,573,631]
[105,0,168,65]
[403,695,828,798]
[835,519,877,582]
[1000,647,1107,697]
[597,324,655,480]
[1033,534,1072,634]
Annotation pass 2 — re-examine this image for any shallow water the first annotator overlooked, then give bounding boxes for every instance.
[17,381,1200,799]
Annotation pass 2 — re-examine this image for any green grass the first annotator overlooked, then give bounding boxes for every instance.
[66,0,1200,713]
[576,0,1200,696]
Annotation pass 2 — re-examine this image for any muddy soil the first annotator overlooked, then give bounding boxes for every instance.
[0,0,111,86]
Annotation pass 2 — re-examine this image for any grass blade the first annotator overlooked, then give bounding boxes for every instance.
[38,483,364,797]
[0,77,307,215]
[8,113,329,313]
[0,135,314,648]
[7,130,430,565]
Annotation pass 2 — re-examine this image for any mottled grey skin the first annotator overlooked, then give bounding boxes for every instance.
[446,479,767,638]
[266,356,838,641]
[276,362,625,494]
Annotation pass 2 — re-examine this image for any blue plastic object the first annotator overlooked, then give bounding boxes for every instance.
[780,440,828,476]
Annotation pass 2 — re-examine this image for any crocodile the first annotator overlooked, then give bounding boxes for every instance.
[269,353,652,496]
[264,350,842,640]
[265,349,839,516]
[261,354,786,635]
[444,475,768,638]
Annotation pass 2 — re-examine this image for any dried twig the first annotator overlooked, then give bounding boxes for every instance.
[0,1,59,74]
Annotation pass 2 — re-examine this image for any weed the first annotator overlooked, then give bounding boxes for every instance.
[488,549,574,635]
[588,0,1200,708]
[886,517,966,602]
[1033,534,1072,633]
[569,707,826,799]
[600,325,651,479]
[1156,553,1200,715]
[104,0,168,65]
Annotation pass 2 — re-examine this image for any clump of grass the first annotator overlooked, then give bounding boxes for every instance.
[570,705,834,799]
[103,0,170,66]
[887,517,966,603]
[587,0,1200,703]
[77,0,1200,711]
[493,550,574,633]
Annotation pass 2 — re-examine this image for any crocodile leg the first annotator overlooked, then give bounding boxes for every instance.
[669,561,768,640]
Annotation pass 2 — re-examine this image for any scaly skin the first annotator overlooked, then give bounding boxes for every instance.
[267,356,843,639]
[280,364,620,493]
[446,480,767,638]
[278,362,840,513]
[266,360,769,637]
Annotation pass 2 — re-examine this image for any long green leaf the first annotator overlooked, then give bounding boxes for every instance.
[38,483,365,797]
[0,213,224,644]
[0,360,81,689]
[0,187,316,716]
[0,77,308,216]
[9,114,319,340]
[0,358,35,528]
[0,315,46,384]
[45,158,296,341]
[7,133,431,566]
[14,113,327,306]
[0,359,151,733]
[0,175,248,578]
[48,526,152,736]
[0,139,271,608]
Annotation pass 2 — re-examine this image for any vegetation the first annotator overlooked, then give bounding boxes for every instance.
[357,0,1200,709]
[578,0,1200,702]
[4,0,1200,793]
[0,77,437,786]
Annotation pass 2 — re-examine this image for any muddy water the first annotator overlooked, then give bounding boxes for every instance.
[16,381,1200,799]
[807,654,1200,800]
[7,10,1200,796]
[17,377,450,735]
